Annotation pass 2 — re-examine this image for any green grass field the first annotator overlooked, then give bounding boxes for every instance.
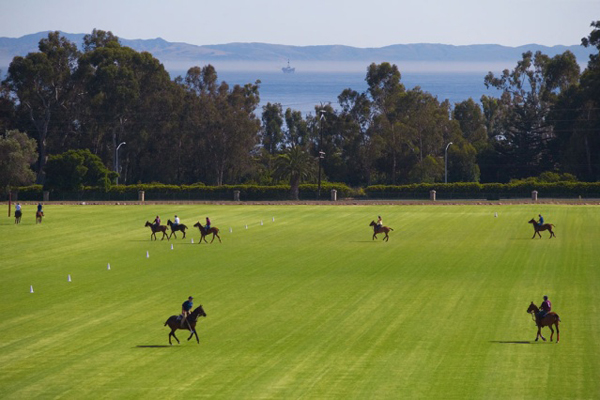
[1,203,599,399]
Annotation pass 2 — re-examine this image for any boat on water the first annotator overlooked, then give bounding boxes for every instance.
[282,59,295,73]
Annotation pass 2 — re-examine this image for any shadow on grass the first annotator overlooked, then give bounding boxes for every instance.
[490,340,532,344]
[135,345,172,348]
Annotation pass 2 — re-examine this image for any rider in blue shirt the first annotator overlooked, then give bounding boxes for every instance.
[181,296,194,330]
[538,214,544,227]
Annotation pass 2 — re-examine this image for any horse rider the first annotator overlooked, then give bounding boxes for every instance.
[173,215,180,227]
[181,296,194,331]
[37,203,43,215]
[153,215,161,228]
[537,214,544,227]
[205,217,211,230]
[375,216,383,231]
[537,295,552,323]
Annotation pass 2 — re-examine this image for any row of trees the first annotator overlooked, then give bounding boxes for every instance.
[1,23,599,194]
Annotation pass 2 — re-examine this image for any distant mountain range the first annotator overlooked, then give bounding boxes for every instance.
[0,31,594,74]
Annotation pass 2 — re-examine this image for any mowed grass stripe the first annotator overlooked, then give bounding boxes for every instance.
[1,204,599,399]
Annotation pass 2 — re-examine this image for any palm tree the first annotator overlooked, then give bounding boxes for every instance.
[274,146,316,200]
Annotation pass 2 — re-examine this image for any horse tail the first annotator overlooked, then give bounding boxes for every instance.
[389,227,394,231]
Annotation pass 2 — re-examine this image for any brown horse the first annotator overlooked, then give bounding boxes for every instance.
[167,220,188,239]
[36,211,44,224]
[528,219,556,239]
[527,302,560,342]
[145,221,169,240]
[369,221,393,242]
[193,222,221,243]
[164,305,207,345]
[15,209,22,224]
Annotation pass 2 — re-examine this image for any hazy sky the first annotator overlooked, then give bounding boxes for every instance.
[2,0,598,47]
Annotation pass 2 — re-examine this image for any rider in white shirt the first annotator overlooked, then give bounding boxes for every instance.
[174,215,180,226]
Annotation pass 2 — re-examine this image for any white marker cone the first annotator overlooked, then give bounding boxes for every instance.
[272,217,275,222]
[146,251,149,258]
[171,244,174,250]
[229,227,232,233]
[68,274,71,282]
[30,285,34,293]
[107,263,111,270]
[191,238,194,243]
[260,220,263,226]
[245,224,248,229]
[495,212,498,218]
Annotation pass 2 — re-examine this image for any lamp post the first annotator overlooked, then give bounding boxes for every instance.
[317,110,326,200]
[115,142,126,185]
[444,142,453,184]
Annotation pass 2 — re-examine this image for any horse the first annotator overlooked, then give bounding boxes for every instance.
[193,222,221,244]
[14,209,22,224]
[167,219,188,239]
[35,211,44,224]
[528,219,556,239]
[164,305,207,345]
[369,221,394,242]
[145,221,169,241]
[527,302,561,342]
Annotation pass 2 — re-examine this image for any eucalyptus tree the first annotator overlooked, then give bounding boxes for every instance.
[550,21,600,181]
[76,34,174,183]
[3,32,80,183]
[484,50,580,178]
[365,62,406,183]
[0,130,38,190]
[337,88,380,186]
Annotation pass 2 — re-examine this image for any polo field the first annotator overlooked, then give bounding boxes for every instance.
[1,204,598,399]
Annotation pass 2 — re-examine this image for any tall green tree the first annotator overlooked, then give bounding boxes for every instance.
[551,21,600,181]
[3,32,80,183]
[484,50,580,179]
[0,130,38,190]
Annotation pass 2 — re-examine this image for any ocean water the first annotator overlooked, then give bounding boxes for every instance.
[209,70,504,116]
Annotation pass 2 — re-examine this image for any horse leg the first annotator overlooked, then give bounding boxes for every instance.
[169,329,180,345]
[556,323,559,343]
[372,233,377,240]
[182,230,186,239]
[549,325,554,341]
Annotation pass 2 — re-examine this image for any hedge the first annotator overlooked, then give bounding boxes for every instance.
[8,182,600,202]
[365,182,600,199]
[8,183,354,201]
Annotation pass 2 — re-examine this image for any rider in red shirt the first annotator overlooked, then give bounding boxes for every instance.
[538,295,551,320]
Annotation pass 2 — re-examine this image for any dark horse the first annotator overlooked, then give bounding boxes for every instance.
[167,219,188,239]
[528,219,556,239]
[369,221,394,242]
[145,221,169,240]
[35,211,44,224]
[15,209,22,224]
[193,222,221,243]
[527,302,561,342]
[164,305,207,345]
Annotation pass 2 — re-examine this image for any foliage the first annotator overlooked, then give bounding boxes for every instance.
[2,26,600,187]
[274,146,317,199]
[0,130,38,191]
[44,149,117,191]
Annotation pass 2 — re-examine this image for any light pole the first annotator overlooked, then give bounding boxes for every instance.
[444,142,453,184]
[115,142,126,185]
[317,110,326,199]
